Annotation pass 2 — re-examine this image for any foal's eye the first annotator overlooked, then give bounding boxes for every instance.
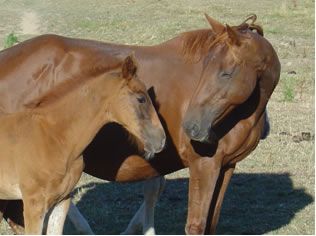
[137,95,146,104]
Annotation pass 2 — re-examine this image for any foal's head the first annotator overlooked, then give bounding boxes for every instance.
[182,14,280,142]
[110,55,166,158]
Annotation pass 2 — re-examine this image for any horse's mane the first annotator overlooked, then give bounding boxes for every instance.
[25,62,123,109]
[181,14,264,62]
[181,29,218,62]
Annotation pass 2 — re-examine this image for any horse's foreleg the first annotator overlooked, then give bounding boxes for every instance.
[142,176,165,235]
[206,164,236,234]
[121,176,165,235]
[121,200,144,234]
[45,197,71,234]
[67,201,94,234]
[185,157,221,235]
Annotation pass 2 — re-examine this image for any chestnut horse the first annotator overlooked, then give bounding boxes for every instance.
[0,55,165,234]
[0,14,280,234]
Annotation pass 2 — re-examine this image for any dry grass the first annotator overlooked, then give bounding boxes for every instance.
[0,0,314,234]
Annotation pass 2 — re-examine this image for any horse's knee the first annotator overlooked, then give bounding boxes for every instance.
[143,177,164,203]
[185,220,206,235]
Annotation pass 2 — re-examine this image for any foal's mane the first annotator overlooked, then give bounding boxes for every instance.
[181,14,264,62]
[25,62,123,109]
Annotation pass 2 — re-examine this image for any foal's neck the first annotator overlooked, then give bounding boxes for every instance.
[36,73,121,157]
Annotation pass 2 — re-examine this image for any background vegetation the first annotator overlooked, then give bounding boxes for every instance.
[0,0,314,234]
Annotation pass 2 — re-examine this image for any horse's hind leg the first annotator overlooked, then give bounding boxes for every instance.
[121,176,165,235]
[3,200,25,234]
[45,197,71,234]
[67,201,94,234]
[143,176,165,235]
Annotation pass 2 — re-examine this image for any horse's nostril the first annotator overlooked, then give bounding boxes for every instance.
[183,120,201,138]
[189,123,200,138]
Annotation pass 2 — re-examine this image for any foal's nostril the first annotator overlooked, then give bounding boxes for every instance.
[145,130,166,155]
[160,136,166,150]
[155,134,166,153]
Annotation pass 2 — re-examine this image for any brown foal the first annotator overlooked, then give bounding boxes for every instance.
[0,56,165,234]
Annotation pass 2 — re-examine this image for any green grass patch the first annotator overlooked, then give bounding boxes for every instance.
[4,32,18,48]
[283,85,294,102]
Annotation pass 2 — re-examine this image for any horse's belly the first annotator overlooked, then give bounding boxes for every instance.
[0,183,22,200]
[0,146,22,199]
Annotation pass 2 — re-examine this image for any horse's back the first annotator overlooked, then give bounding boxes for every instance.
[0,35,70,112]
[0,34,123,113]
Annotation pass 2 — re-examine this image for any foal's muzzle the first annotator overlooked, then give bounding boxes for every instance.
[143,128,166,159]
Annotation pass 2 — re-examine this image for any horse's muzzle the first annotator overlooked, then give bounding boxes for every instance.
[182,119,210,142]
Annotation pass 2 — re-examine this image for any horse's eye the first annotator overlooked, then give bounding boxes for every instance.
[220,65,237,79]
[221,71,232,79]
[137,95,146,104]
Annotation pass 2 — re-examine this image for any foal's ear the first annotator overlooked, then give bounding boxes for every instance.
[205,13,225,35]
[121,54,138,81]
[226,24,241,46]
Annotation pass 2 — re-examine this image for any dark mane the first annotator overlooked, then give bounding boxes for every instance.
[181,14,264,62]
[25,62,122,108]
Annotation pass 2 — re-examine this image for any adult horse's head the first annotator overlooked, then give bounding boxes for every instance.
[182,14,280,142]
[113,55,166,158]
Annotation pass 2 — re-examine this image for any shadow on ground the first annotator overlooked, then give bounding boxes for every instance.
[64,173,313,235]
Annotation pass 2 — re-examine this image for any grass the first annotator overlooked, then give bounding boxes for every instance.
[0,0,314,235]
[3,32,18,49]
[283,86,294,102]
[282,75,296,102]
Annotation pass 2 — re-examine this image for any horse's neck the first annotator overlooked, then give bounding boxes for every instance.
[97,36,185,62]
[36,74,118,157]
[254,41,281,122]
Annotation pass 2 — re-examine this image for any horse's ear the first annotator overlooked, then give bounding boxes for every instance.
[226,24,240,46]
[205,13,225,35]
[121,54,138,81]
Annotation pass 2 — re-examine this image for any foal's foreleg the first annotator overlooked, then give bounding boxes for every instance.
[45,197,71,234]
[121,176,165,235]
[23,197,46,234]
[185,157,221,235]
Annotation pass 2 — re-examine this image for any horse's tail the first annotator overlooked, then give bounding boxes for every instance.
[260,109,270,140]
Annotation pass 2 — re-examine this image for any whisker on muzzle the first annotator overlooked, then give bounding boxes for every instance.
[143,151,155,160]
